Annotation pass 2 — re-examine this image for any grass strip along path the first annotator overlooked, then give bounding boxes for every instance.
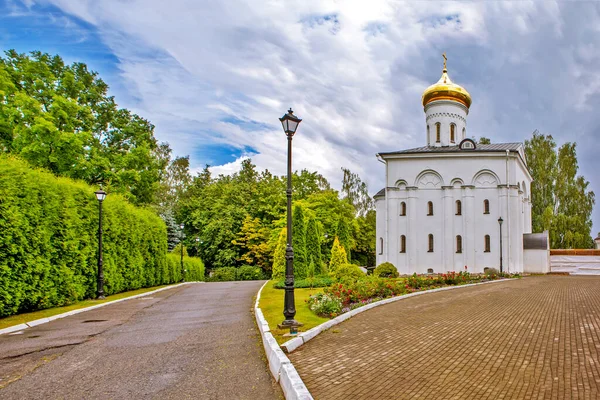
[259,282,329,344]
[0,283,177,331]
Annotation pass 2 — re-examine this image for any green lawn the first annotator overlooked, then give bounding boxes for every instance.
[0,283,178,330]
[259,281,330,344]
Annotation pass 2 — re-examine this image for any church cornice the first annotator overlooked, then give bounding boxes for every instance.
[425,112,466,124]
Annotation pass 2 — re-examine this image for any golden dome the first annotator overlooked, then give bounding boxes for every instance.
[422,55,471,108]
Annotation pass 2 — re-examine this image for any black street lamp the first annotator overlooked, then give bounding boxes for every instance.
[498,217,504,274]
[278,108,303,333]
[94,189,107,299]
[179,223,185,282]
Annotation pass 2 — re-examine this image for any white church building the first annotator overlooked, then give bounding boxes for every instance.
[375,57,533,274]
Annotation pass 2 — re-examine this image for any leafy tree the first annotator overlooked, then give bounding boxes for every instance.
[478,137,491,144]
[306,217,323,273]
[353,209,376,267]
[0,50,169,205]
[232,215,271,272]
[292,204,308,279]
[328,237,348,277]
[341,167,373,217]
[525,131,595,248]
[335,218,352,262]
[272,228,287,279]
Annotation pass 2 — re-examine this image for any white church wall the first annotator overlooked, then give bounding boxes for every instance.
[375,153,530,275]
[424,100,468,147]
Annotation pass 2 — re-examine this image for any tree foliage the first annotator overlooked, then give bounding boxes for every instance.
[328,237,348,276]
[335,218,352,262]
[341,167,374,217]
[306,217,323,273]
[272,228,287,280]
[0,50,171,206]
[525,131,595,248]
[292,204,308,279]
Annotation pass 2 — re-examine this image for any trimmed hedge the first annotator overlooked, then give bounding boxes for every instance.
[166,253,205,282]
[0,155,201,317]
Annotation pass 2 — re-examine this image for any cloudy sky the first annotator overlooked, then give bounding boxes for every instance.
[1,0,599,235]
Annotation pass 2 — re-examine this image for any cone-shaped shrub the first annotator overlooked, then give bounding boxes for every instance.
[292,205,307,279]
[328,237,347,277]
[271,228,287,280]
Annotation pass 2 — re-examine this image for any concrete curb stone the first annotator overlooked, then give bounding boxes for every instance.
[0,282,203,336]
[254,281,314,400]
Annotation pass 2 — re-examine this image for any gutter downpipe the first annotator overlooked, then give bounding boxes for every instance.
[377,154,388,262]
[506,149,510,273]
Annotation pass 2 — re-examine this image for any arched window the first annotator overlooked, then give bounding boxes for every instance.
[379,237,384,255]
[484,235,491,252]
[427,268,434,274]
[456,200,462,215]
[436,123,441,143]
[484,199,490,214]
[428,234,434,252]
[427,125,430,145]
[400,235,406,253]
[400,202,406,216]
[450,124,456,143]
[427,201,434,216]
[462,127,466,138]
[456,235,462,253]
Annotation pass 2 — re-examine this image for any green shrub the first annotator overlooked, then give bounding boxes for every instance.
[238,265,264,280]
[272,275,333,289]
[210,267,237,282]
[374,262,399,278]
[0,155,192,317]
[329,263,365,282]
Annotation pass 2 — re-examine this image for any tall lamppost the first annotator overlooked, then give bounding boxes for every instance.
[278,108,302,333]
[179,223,185,282]
[94,189,107,299]
[498,217,504,274]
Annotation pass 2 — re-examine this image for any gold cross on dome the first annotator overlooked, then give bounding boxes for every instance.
[442,52,447,70]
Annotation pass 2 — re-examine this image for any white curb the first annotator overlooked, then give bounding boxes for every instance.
[254,281,314,400]
[281,278,517,353]
[0,282,203,336]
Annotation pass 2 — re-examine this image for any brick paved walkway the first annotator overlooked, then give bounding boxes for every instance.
[288,276,600,399]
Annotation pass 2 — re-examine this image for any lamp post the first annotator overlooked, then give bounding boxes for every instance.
[94,189,107,299]
[179,223,185,282]
[498,217,504,274]
[278,108,303,333]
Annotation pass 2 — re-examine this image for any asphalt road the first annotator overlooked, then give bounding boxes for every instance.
[0,281,282,400]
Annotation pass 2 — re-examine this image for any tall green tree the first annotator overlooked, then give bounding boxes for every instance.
[354,209,376,267]
[478,137,491,144]
[335,217,352,262]
[525,131,595,248]
[292,204,308,279]
[341,167,373,217]
[272,228,287,279]
[232,215,271,271]
[0,50,169,205]
[306,217,323,274]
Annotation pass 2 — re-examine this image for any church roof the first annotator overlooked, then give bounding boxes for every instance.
[378,142,522,157]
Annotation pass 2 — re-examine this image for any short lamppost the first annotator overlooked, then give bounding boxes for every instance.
[179,223,185,282]
[94,189,107,299]
[278,108,303,334]
[498,217,504,274]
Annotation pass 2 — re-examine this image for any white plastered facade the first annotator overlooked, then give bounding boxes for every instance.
[375,98,533,274]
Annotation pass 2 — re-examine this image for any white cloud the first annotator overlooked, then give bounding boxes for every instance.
[33,0,600,234]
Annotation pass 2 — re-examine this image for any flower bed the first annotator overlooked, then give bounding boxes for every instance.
[307,271,519,318]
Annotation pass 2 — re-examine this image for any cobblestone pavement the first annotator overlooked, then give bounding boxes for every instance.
[288,276,600,400]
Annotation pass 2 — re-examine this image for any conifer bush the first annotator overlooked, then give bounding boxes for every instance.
[0,156,201,317]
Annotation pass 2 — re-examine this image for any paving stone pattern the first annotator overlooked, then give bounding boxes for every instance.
[289,276,600,400]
